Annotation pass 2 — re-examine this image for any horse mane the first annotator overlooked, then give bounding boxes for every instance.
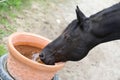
[90,3,120,21]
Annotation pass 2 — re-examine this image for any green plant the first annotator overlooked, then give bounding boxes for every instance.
[0,44,7,56]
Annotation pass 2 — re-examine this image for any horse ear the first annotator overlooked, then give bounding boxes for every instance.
[76,6,86,23]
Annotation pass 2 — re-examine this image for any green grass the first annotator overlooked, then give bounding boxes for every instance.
[0,0,28,12]
[0,0,28,38]
[0,44,7,56]
[0,0,31,56]
[0,17,16,39]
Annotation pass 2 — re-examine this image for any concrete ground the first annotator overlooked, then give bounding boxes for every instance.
[6,0,120,80]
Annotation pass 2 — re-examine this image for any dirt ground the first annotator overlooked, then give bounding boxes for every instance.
[8,0,120,80]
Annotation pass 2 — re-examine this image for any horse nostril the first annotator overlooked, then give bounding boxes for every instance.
[39,53,45,60]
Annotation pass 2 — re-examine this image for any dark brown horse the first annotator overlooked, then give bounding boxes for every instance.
[40,3,120,65]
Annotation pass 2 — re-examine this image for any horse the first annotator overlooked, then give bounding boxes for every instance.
[39,3,120,65]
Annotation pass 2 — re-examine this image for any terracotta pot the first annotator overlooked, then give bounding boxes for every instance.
[7,32,65,80]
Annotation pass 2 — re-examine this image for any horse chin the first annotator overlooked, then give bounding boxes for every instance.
[40,57,55,65]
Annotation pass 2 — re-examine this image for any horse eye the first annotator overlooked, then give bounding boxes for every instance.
[64,35,72,42]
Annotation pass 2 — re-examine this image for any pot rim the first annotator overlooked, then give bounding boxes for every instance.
[8,32,65,71]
